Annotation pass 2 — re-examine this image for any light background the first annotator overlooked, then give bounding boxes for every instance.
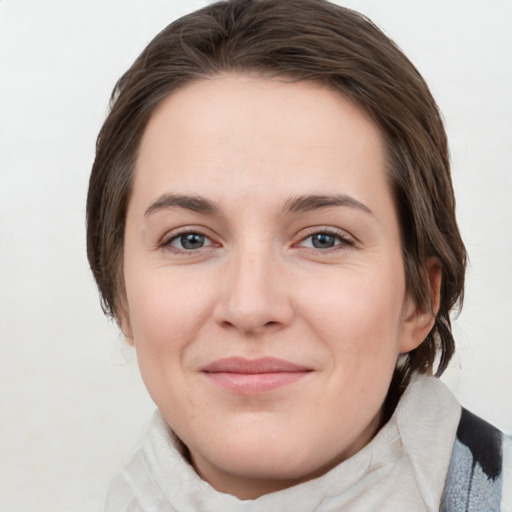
[1,1,511,510]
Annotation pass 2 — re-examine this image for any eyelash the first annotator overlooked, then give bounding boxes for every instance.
[160,228,355,255]
[296,229,355,252]
[160,229,217,254]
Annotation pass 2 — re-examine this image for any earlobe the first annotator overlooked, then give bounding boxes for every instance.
[117,306,135,346]
[399,258,442,353]
[427,257,442,317]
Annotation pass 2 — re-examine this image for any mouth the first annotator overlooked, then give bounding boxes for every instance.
[201,357,313,394]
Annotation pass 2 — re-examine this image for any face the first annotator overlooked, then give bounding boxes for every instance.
[122,74,434,499]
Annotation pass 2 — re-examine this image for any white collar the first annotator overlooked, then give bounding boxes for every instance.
[106,374,461,512]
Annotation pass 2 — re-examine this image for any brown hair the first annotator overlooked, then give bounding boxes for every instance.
[87,0,466,407]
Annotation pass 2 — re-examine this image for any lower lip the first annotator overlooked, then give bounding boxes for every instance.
[203,371,310,394]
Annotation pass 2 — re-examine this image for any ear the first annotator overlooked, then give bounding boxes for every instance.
[398,257,442,353]
[116,305,135,346]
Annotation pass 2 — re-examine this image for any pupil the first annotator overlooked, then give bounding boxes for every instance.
[312,233,335,248]
[181,233,204,249]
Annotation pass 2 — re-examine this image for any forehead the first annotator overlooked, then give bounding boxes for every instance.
[132,74,390,215]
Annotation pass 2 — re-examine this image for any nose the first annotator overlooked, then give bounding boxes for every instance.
[214,246,294,336]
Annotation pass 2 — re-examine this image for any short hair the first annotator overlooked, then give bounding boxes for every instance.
[87,0,467,409]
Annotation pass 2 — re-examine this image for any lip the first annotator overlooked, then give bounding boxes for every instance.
[201,357,313,394]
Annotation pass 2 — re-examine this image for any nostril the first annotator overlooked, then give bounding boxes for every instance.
[219,319,281,335]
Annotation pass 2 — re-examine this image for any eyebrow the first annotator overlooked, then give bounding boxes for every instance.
[144,192,372,218]
[145,193,221,217]
[282,194,373,215]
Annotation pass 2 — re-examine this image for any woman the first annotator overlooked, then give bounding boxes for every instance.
[87,0,510,510]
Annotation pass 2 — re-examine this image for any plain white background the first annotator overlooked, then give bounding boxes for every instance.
[1,1,511,510]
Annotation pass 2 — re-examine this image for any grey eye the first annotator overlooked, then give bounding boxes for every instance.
[173,233,207,250]
[298,231,353,251]
[310,233,337,249]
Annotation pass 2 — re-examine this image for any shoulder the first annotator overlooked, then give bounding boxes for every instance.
[441,407,511,512]
[503,433,512,512]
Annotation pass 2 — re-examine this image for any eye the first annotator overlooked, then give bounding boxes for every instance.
[166,232,213,251]
[298,231,353,250]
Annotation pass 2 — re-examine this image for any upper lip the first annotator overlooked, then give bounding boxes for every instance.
[201,357,312,374]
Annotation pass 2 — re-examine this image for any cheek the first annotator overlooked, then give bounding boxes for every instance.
[124,267,215,363]
[299,264,406,361]
[123,268,219,418]
[302,272,405,336]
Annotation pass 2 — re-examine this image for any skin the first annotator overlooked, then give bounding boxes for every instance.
[121,74,439,499]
